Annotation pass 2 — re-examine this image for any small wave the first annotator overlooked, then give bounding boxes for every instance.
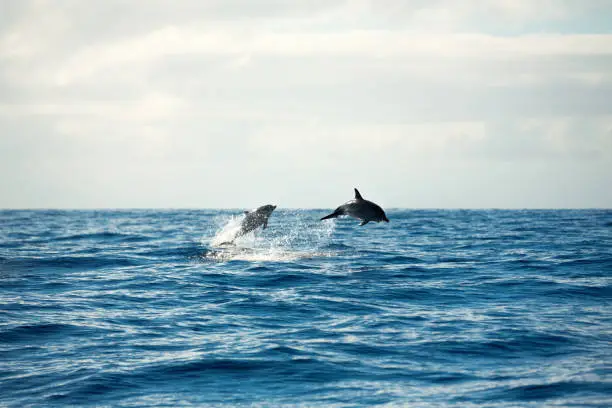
[54,231,148,242]
[202,247,334,262]
[138,244,203,259]
[253,273,321,287]
[484,380,612,402]
[155,358,277,376]
[559,257,612,267]
[137,355,359,384]
[545,284,612,299]
[382,255,424,264]
[4,255,141,270]
[322,243,354,250]
[1,323,89,343]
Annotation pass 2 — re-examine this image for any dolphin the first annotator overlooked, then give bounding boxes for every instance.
[218,204,277,245]
[236,204,277,238]
[320,188,389,226]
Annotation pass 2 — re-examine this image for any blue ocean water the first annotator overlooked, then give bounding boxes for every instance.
[1,209,611,407]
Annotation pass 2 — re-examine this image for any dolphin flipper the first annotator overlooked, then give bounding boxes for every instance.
[359,220,369,226]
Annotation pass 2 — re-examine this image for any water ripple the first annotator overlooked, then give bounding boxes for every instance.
[0,209,611,406]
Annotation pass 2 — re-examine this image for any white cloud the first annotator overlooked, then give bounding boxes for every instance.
[26,29,612,87]
[1,0,611,208]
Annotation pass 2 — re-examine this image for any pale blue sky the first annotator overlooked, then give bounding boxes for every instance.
[1,0,611,208]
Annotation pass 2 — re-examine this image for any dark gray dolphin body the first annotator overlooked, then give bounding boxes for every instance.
[235,204,276,239]
[217,204,276,245]
[320,188,389,226]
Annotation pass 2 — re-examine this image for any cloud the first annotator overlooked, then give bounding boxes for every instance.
[12,28,612,89]
[1,0,611,208]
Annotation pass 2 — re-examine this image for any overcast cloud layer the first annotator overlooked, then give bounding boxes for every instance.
[1,0,611,208]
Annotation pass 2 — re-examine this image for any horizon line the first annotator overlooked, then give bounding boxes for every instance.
[1,207,610,211]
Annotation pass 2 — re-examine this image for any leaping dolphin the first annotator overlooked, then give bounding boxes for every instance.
[236,204,276,238]
[320,188,389,226]
[218,204,276,245]
[216,204,276,245]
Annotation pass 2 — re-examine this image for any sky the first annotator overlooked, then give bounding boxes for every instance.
[1,0,611,209]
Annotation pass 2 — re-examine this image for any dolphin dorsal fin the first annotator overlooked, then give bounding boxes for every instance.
[354,188,363,200]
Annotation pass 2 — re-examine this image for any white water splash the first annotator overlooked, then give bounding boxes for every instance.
[209,214,245,247]
[205,210,336,262]
[204,247,332,262]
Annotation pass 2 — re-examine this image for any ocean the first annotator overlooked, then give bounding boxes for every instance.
[1,209,611,407]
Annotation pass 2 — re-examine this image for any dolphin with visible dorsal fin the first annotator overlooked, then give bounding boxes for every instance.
[236,204,276,238]
[320,188,389,226]
[218,204,277,245]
